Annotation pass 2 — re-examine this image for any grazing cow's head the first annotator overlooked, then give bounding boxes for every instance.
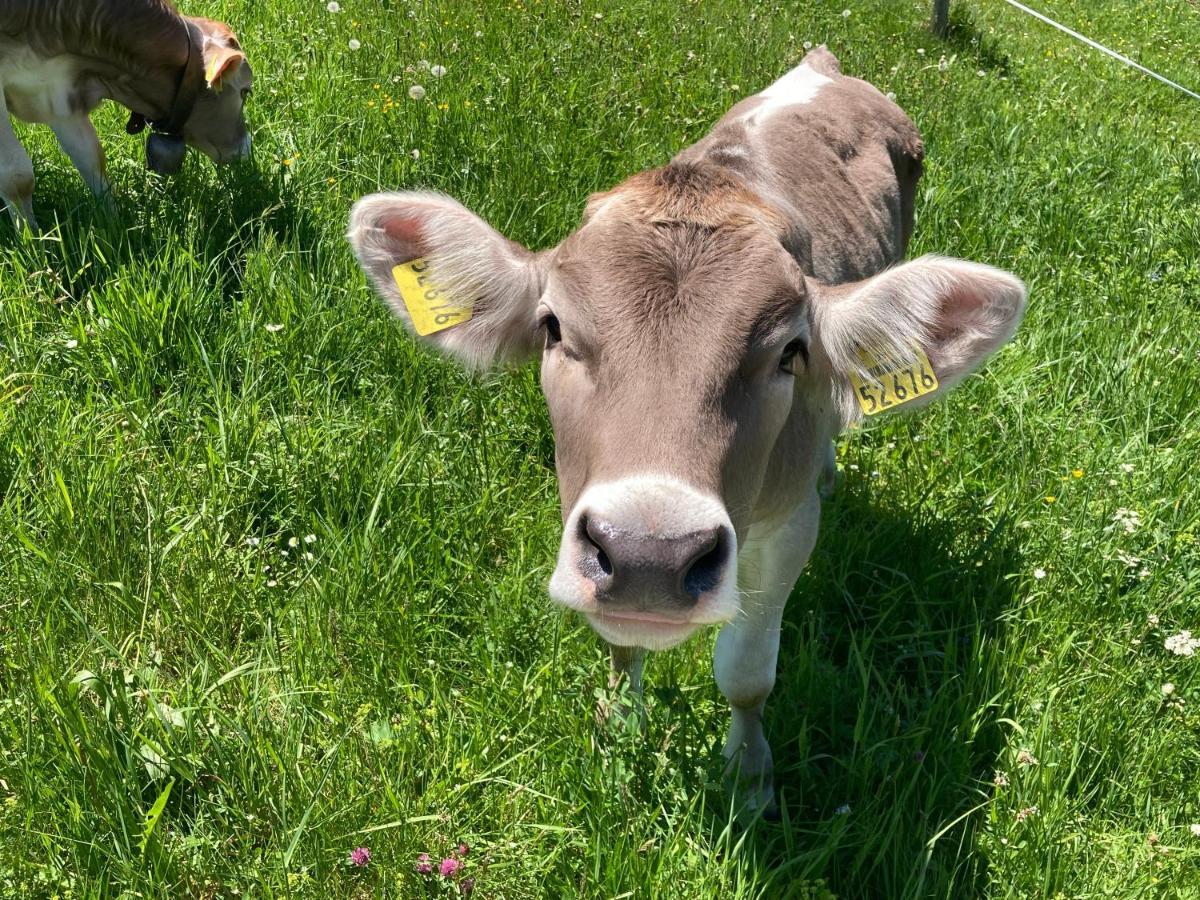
[179,17,253,164]
[348,161,1024,650]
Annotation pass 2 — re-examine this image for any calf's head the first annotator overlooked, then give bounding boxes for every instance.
[348,163,1025,650]
[175,18,253,166]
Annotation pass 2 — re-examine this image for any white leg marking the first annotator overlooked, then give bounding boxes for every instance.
[714,494,821,816]
[51,113,110,199]
[0,91,37,229]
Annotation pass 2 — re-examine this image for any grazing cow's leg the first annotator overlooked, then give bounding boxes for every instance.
[715,493,820,817]
[51,114,111,201]
[0,94,37,230]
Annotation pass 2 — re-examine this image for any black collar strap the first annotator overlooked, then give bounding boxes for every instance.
[126,20,205,138]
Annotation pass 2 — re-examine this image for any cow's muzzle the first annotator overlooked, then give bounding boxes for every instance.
[549,475,739,650]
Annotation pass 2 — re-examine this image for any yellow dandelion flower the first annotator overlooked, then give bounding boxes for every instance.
[1044,495,1056,504]
[1072,469,1084,478]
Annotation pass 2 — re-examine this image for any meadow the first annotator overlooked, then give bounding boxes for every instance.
[2,0,1199,896]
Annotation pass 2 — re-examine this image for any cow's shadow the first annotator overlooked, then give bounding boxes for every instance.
[646,473,1021,898]
[0,152,321,312]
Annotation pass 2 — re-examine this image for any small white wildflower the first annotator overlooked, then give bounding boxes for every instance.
[730,84,740,92]
[1015,805,1039,822]
[304,534,316,544]
[993,770,1009,787]
[1016,749,1038,767]
[977,69,986,77]
[1033,568,1047,580]
[916,47,926,56]
[65,338,78,349]
[288,536,299,548]
[474,30,483,37]
[1112,508,1141,533]
[1116,550,1141,568]
[409,148,420,161]
[886,91,897,100]
[1190,824,1200,838]
[348,38,361,50]
[418,59,430,70]
[304,551,314,561]
[430,64,447,78]
[1162,683,1175,696]
[937,56,949,71]
[265,323,284,333]
[1148,613,1160,626]
[1120,463,1136,474]
[835,804,851,815]
[803,40,813,50]
[326,1,340,11]
[593,11,603,19]
[245,537,261,547]
[1165,630,1200,657]
[408,84,426,100]
[267,579,278,588]
[842,8,851,18]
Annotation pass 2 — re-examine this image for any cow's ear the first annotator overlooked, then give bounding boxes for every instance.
[809,255,1027,424]
[348,192,545,368]
[203,43,245,91]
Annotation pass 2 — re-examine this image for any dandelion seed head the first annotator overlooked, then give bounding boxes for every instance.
[348,38,361,50]
[408,84,426,100]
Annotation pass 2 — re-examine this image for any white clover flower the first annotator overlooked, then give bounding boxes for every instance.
[65,338,78,349]
[803,40,813,50]
[1191,824,1200,838]
[246,537,261,547]
[265,323,284,333]
[348,38,361,50]
[916,47,926,56]
[593,11,603,19]
[1033,567,1047,580]
[1165,630,1200,656]
[1112,508,1141,533]
[1148,613,1160,626]
[977,69,987,77]
[474,30,483,37]
[1120,463,1136,474]
[1162,683,1175,696]
[326,1,340,11]
[886,91,897,100]
[410,148,420,160]
[408,84,426,100]
[288,536,299,548]
[304,534,316,544]
[430,64,447,77]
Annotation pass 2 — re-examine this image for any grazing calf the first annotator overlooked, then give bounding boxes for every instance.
[0,0,253,229]
[348,47,1026,817]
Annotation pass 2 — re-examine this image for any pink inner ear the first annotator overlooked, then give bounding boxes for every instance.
[381,213,426,260]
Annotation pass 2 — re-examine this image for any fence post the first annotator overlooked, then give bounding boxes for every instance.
[932,0,950,35]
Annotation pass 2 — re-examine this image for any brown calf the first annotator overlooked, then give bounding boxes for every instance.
[0,0,253,229]
[348,47,1026,817]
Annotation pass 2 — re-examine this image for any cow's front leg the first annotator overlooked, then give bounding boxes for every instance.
[714,495,819,819]
[50,114,112,203]
[598,644,645,728]
[0,97,37,230]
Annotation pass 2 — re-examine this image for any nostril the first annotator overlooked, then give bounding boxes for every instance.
[683,529,729,599]
[578,513,616,585]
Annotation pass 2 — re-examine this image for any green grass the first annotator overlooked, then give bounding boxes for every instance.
[2,0,1199,896]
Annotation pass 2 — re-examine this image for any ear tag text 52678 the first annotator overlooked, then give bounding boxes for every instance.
[390,258,472,336]
[848,344,939,416]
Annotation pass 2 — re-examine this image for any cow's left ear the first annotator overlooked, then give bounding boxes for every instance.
[809,255,1027,424]
[203,42,245,90]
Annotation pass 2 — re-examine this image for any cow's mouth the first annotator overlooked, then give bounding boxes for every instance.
[584,610,705,651]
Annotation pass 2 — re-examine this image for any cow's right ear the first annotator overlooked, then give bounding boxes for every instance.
[348,192,545,368]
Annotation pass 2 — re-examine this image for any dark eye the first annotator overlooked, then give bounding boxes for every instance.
[540,312,562,347]
[779,338,809,375]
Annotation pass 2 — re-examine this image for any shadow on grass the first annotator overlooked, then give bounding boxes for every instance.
[652,478,1021,898]
[942,5,1014,76]
[0,148,320,307]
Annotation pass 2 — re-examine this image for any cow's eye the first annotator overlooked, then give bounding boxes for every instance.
[779,338,809,375]
[540,312,562,347]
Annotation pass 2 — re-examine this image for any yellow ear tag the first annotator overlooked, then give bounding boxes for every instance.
[390,257,473,336]
[848,343,939,416]
[205,59,222,87]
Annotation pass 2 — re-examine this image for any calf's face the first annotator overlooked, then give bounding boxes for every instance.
[182,18,253,164]
[348,167,1025,650]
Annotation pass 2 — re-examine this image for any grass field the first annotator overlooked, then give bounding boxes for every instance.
[2,0,1200,896]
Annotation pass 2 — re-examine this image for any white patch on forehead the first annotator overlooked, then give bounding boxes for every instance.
[742,63,832,126]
